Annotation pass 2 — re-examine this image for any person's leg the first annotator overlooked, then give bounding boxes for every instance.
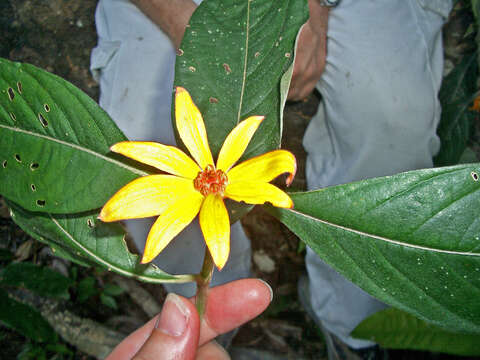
[303,0,452,349]
[91,0,251,297]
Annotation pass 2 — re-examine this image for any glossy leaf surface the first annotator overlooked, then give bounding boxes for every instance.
[269,164,480,333]
[174,0,308,159]
[0,58,144,213]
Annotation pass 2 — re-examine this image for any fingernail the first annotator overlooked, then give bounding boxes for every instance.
[256,278,273,302]
[155,293,188,336]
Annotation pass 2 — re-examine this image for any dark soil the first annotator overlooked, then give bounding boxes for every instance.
[1,1,479,359]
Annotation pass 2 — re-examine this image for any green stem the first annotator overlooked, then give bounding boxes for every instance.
[195,246,215,320]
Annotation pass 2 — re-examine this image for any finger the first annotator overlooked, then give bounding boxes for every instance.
[197,278,272,345]
[132,293,200,360]
[196,341,230,360]
[106,315,158,360]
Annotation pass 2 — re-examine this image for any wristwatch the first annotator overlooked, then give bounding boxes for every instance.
[318,0,341,7]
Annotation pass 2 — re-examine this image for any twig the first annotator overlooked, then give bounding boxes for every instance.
[9,288,124,359]
[114,277,162,318]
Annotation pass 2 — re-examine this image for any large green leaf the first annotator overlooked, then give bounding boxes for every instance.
[0,262,72,300]
[0,58,145,213]
[0,288,56,343]
[352,307,480,356]
[268,164,480,333]
[174,0,308,158]
[8,201,196,284]
[434,52,477,166]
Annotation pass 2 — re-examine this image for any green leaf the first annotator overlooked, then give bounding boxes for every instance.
[434,52,477,166]
[0,288,56,342]
[459,147,479,164]
[100,293,118,310]
[268,164,480,333]
[352,308,480,356]
[103,283,125,297]
[0,58,145,213]
[0,262,72,300]
[7,201,196,284]
[174,0,308,159]
[18,343,47,360]
[45,343,73,356]
[76,277,97,303]
[472,0,480,20]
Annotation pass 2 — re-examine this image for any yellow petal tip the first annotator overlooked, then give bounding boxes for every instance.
[212,252,228,271]
[140,254,152,264]
[98,210,108,222]
[286,167,297,187]
[110,142,124,153]
[176,86,187,95]
[211,247,229,271]
[286,151,297,187]
[283,196,294,209]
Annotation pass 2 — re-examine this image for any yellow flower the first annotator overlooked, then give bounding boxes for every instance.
[99,87,296,270]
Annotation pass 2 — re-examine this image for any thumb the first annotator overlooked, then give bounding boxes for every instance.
[133,293,200,360]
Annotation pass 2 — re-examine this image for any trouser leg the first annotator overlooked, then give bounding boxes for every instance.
[90,0,251,297]
[303,0,451,348]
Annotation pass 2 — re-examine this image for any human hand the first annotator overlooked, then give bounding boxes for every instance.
[106,278,272,360]
[288,1,329,101]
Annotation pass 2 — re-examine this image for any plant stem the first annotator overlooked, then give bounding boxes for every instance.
[195,246,214,320]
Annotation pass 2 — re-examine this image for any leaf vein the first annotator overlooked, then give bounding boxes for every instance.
[0,124,148,176]
[287,208,480,256]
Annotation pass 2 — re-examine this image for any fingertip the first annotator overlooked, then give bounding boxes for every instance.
[198,278,273,345]
[255,278,273,302]
[133,293,200,360]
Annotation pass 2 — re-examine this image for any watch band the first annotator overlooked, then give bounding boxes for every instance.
[318,0,340,7]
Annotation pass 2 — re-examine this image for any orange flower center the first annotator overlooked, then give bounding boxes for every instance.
[194,164,228,196]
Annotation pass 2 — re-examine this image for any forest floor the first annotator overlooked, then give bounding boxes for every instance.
[1,0,479,359]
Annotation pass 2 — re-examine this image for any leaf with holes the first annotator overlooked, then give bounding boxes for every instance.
[352,307,480,356]
[0,58,145,213]
[8,201,196,284]
[173,0,308,158]
[268,163,480,333]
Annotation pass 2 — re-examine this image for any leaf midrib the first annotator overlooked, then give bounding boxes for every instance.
[236,0,250,124]
[287,208,480,257]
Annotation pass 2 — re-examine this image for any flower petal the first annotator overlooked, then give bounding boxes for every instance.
[216,115,264,172]
[111,142,201,179]
[175,87,214,169]
[225,182,293,208]
[199,194,230,270]
[141,191,204,264]
[99,175,198,222]
[227,150,296,186]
